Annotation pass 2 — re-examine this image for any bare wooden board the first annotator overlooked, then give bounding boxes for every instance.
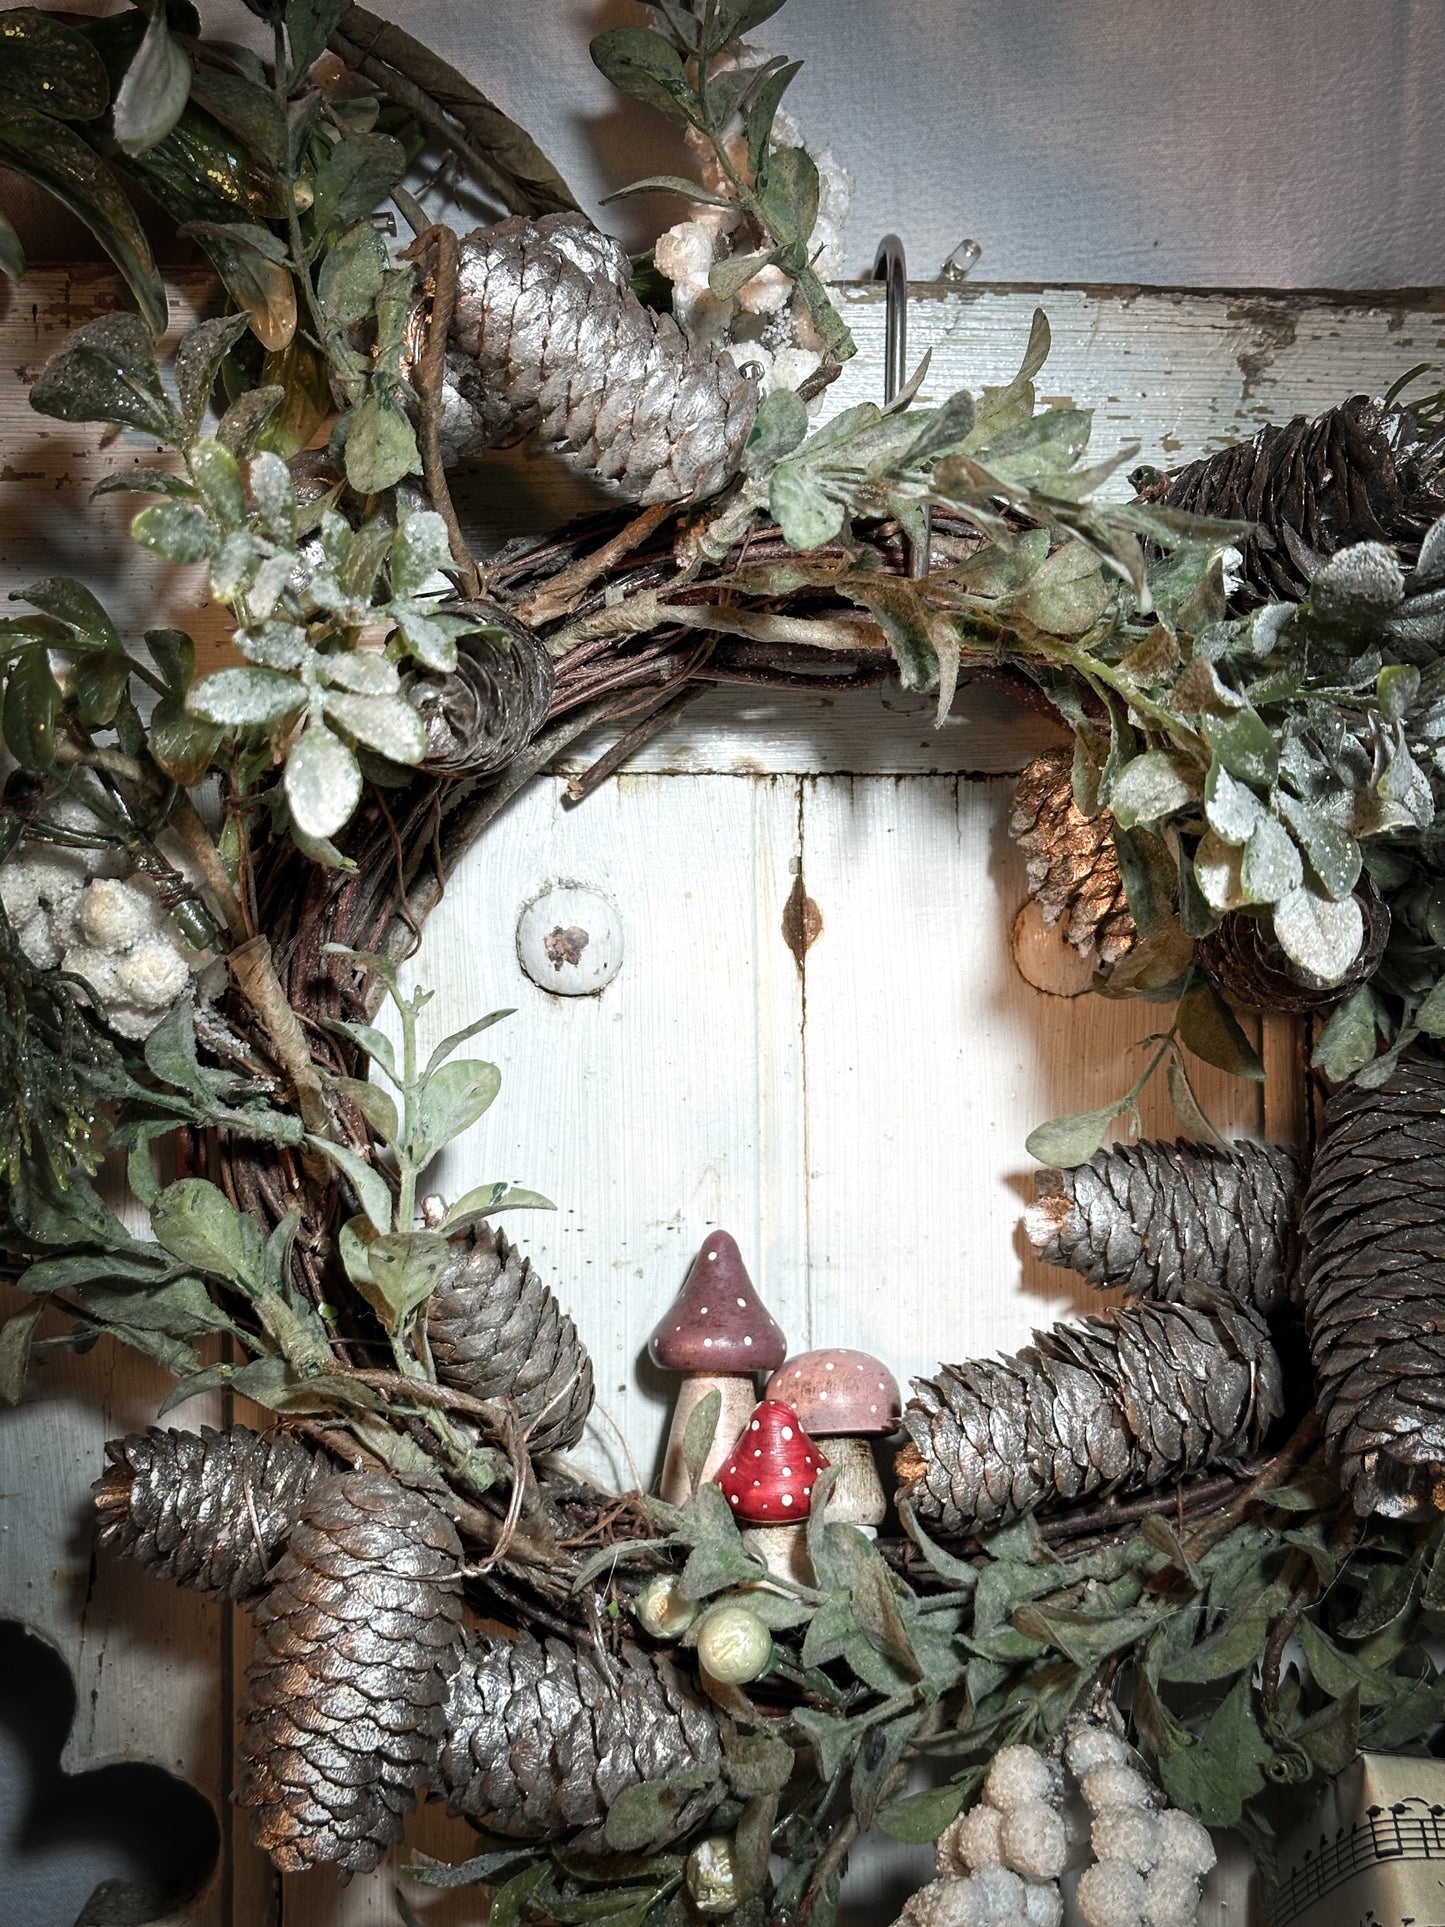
[2,263,1417,1926]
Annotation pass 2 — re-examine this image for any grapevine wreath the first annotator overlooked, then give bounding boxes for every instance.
[1,3,1445,1924]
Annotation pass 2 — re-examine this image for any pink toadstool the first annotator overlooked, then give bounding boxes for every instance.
[648,1232,787,1504]
[764,1348,902,1530]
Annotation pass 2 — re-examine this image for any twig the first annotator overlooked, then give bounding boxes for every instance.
[228,935,332,1143]
[549,591,889,658]
[565,684,708,804]
[1261,1554,1319,1716]
[168,789,249,938]
[400,225,480,597]
[517,502,673,627]
[1181,1413,1324,1563]
[354,1366,511,1431]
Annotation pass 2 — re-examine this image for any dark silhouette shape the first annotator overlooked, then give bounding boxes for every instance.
[0,1619,218,1927]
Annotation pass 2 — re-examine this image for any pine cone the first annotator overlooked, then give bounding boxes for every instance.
[899,1293,1283,1536]
[399,605,553,777]
[1300,1051,1445,1517]
[92,1424,328,1602]
[1136,395,1445,604]
[438,1628,725,1846]
[236,1471,464,1874]
[442,213,761,503]
[1025,1139,1307,1316]
[1199,889,1390,1014]
[1009,747,1136,966]
[427,1223,593,1452]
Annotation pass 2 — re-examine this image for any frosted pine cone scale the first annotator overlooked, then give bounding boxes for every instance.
[236,1471,464,1875]
[443,214,761,503]
[92,1424,328,1602]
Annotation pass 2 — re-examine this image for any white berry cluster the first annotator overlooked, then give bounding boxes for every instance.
[0,794,206,1039]
[1069,1720,1215,1927]
[892,1721,1216,1927]
[899,1744,1066,1927]
[652,48,851,394]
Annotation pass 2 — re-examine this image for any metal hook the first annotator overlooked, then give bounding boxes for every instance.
[872,233,930,579]
[872,233,908,407]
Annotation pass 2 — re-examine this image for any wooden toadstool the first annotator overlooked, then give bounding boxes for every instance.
[715,1398,827,1582]
[649,1232,787,1504]
[764,1349,901,1531]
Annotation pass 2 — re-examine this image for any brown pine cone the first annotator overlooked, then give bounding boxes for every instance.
[236,1471,464,1875]
[899,1293,1282,1537]
[427,1223,593,1452]
[438,1628,724,1846]
[1026,1138,1307,1316]
[442,213,761,503]
[1199,890,1389,1014]
[1009,747,1137,966]
[399,604,553,777]
[92,1424,328,1602]
[1136,395,1445,604]
[1300,1051,1445,1517]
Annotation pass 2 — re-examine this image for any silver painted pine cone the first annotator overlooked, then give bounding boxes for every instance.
[427,1222,593,1452]
[441,213,761,502]
[1026,1138,1307,1316]
[236,1471,464,1875]
[1300,1050,1445,1517]
[92,1424,328,1602]
[899,1292,1283,1536]
[399,606,553,777]
[438,1628,724,1846]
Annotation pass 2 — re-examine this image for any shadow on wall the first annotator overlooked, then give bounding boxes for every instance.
[0,1620,218,1927]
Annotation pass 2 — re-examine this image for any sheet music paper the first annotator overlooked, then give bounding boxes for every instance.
[1274,1754,1445,1927]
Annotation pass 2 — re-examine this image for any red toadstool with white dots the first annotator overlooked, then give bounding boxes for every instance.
[648,1232,787,1504]
[764,1348,901,1531]
[715,1398,827,1581]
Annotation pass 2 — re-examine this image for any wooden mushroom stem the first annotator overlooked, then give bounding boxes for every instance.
[659,1374,757,1504]
[817,1436,886,1529]
[743,1522,812,1585]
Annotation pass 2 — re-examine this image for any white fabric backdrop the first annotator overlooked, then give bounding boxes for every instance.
[5,0,1445,287]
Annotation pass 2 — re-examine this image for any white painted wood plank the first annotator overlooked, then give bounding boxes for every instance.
[380,771,808,1494]
[833,282,1445,479]
[798,774,1266,1381]
[557,681,1069,780]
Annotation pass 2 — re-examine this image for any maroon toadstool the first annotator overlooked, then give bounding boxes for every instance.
[715,1397,827,1581]
[648,1232,787,1503]
[764,1348,901,1530]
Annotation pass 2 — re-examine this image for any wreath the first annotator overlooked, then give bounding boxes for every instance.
[2,3,1445,1925]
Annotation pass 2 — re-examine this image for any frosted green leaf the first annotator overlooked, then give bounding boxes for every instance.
[1194,831,1247,913]
[285,723,362,839]
[113,7,192,156]
[322,651,399,696]
[1240,813,1302,904]
[1273,885,1364,985]
[1108,749,1196,830]
[188,665,301,728]
[1204,761,1264,845]
[322,690,426,765]
[770,463,843,550]
[391,511,454,598]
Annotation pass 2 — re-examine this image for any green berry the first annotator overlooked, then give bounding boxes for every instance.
[686,1835,738,1916]
[696,1603,772,1684]
[634,1572,697,1640]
